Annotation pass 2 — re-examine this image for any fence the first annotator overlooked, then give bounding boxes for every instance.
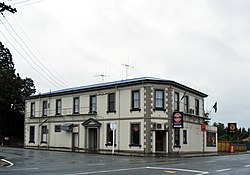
[218,140,247,152]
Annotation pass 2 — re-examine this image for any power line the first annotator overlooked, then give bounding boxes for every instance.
[11,15,71,86]
[0,27,61,89]
[0,18,63,89]
[3,15,69,87]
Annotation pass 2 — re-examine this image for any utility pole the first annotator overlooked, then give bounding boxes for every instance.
[0,2,17,15]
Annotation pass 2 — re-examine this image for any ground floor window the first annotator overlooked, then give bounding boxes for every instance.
[41,125,48,143]
[129,123,141,147]
[207,131,216,147]
[55,125,61,132]
[183,130,187,144]
[174,128,180,146]
[106,123,116,146]
[29,126,35,143]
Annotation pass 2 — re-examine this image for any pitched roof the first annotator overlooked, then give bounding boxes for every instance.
[27,77,208,99]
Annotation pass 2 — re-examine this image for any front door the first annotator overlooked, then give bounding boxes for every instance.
[88,128,97,149]
[156,131,165,152]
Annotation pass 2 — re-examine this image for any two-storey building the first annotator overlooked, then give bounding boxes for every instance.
[24,77,217,155]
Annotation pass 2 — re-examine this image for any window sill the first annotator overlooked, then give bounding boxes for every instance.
[153,108,165,111]
[106,110,116,114]
[105,143,117,147]
[130,108,141,112]
[173,145,181,149]
[129,144,142,148]
[29,141,35,144]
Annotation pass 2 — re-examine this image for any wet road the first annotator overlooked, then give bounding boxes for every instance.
[0,147,250,175]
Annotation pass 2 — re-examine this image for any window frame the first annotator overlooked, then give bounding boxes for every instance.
[174,92,180,111]
[42,101,47,116]
[55,99,62,115]
[55,125,61,132]
[195,99,199,115]
[29,126,35,143]
[174,128,180,147]
[154,89,164,110]
[89,95,97,113]
[131,90,140,111]
[129,123,141,148]
[105,123,116,147]
[73,97,80,114]
[107,93,116,113]
[183,130,187,144]
[184,96,189,113]
[30,102,35,117]
[41,125,48,144]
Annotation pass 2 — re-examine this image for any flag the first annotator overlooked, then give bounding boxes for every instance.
[213,102,217,113]
[181,92,186,100]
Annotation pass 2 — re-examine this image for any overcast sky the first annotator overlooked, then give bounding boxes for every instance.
[1,0,250,129]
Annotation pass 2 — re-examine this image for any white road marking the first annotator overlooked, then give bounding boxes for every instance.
[12,168,38,171]
[87,163,105,166]
[147,166,209,175]
[216,168,231,172]
[66,167,148,175]
[206,160,216,163]
[1,159,14,168]
[171,163,186,166]
[244,165,250,167]
[66,166,210,175]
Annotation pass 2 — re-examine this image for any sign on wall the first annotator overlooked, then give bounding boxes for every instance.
[228,123,237,134]
[173,112,183,128]
[207,131,216,147]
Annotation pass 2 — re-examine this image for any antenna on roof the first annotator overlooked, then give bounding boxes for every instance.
[94,73,109,82]
[121,57,134,80]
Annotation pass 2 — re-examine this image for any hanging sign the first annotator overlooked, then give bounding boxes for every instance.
[228,123,237,134]
[201,124,206,132]
[173,112,183,128]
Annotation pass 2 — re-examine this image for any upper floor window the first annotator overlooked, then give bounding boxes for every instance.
[30,102,35,117]
[73,97,79,114]
[195,99,199,115]
[56,99,61,115]
[107,93,115,113]
[184,96,189,113]
[89,95,97,113]
[154,90,164,110]
[42,101,47,116]
[174,92,180,111]
[131,90,140,111]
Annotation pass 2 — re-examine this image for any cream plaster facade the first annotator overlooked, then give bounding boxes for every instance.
[24,77,217,155]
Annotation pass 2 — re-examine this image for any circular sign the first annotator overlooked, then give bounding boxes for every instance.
[173,112,182,122]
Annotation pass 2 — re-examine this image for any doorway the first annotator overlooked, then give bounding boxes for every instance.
[155,131,165,152]
[88,128,97,150]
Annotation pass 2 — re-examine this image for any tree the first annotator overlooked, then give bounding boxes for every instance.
[0,42,36,141]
